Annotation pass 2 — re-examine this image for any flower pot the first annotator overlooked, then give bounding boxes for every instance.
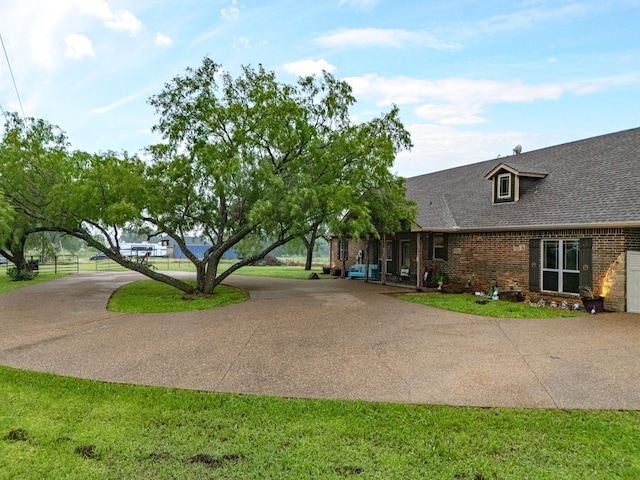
[582,296,604,313]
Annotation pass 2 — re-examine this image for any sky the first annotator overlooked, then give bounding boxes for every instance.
[0,0,639,178]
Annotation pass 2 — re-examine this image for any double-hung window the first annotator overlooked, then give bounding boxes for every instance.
[433,233,444,259]
[400,240,411,269]
[542,240,579,294]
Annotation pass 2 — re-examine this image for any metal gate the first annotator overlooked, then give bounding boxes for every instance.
[627,251,640,313]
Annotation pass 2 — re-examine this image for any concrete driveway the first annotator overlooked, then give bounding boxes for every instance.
[1,271,639,409]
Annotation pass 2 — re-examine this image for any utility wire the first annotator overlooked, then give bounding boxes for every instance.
[0,32,25,117]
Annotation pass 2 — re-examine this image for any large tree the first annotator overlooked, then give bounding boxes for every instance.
[0,113,70,273]
[141,58,414,294]
[1,59,415,296]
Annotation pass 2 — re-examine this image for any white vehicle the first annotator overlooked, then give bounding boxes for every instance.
[119,243,167,257]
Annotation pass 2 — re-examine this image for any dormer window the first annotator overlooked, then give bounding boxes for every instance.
[497,173,511,199]
[485,163,547,204]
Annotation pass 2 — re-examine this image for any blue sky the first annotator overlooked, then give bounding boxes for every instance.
[1,0,639,177]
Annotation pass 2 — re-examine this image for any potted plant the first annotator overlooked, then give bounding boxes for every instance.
[579,286,604,313]
[431,271,449,290]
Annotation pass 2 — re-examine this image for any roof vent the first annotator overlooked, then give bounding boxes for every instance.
[513,145,522,155]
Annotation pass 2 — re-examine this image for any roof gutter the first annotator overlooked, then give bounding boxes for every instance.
[412,221,640,233]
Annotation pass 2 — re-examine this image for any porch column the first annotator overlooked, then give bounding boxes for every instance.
[381,233,387,285]
[416,231,422,290]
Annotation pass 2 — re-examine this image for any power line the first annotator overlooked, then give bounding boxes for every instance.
[0,32,25,117]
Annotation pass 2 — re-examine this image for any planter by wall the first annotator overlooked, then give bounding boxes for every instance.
[582,296,605,313]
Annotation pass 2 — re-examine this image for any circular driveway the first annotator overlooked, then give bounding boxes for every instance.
[1,271,639,409]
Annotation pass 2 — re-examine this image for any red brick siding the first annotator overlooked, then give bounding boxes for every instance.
[421,228,638,310]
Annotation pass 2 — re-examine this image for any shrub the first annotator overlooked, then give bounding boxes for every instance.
[7,267,38,281]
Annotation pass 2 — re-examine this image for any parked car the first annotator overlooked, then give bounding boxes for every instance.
[0,256,7,264]
[89,252,108,260]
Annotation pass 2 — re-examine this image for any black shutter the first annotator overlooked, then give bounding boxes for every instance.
[529,239,540,293]
[579,238,592,289]
[427,235,433,260]
[338,240,349,260]
[442,234,449,261]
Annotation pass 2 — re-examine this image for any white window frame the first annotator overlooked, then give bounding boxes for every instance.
[497,173,512,199]
[433,233,444,260]
[541,239,580,294]
[400,240,411,269]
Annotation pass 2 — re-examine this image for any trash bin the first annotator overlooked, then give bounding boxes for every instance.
[27,260,39,271]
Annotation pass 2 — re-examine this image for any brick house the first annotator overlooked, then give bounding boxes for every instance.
[330,127,640,312]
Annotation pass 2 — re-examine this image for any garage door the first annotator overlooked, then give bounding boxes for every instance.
[627,251,640,313]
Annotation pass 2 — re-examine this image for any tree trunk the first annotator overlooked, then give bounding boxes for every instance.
[3,236,30,272]
[303,226,319,271]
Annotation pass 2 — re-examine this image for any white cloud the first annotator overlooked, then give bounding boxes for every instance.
[155,32,173,47]
[316,28,457,50]
[221,0,240,21]
[64,34,95,59]
[75,0,142,36]
[565,72,640,95]
[234,37,250,49]
[394,124,531,177]
[345,74,565,124]
[91,89,147,114]
[283,59,336,76]
[104,10,142,35]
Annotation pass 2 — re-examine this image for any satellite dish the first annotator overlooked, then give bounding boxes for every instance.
[513,145,522,155]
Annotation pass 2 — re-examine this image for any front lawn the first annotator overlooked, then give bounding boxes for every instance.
[400,292,584,318]
[1,365,638,479]
[107,280,249,313]
[0,272,67,294]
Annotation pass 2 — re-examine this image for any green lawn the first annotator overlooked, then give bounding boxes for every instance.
[0,272,68,294]
[4,266,638,478]
[400,292,585,318]
[107,280,249,313]
[1,365,639,479]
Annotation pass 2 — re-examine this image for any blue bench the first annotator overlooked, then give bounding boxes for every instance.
[348,264,379,280]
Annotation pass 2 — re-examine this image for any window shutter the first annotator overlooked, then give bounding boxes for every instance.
[579,238,592,289]
[529,239,540,293]
[427,235,433,260]
[338,240,349,261]
[441,234,449,261]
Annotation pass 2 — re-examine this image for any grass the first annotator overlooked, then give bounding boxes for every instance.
[107,280,249,313]
[1,365,639,479]
[399,292,585,318]
[225,264,328,279]
[0,272,67,294]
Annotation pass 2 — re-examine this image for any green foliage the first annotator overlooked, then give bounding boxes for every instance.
[107,281,248,313]
[0,193,13,244]
[6,266,37,281]
[143,57,415,293]
[1,365,639,479]
[0,59,415,296]
[400,293,583,318]
[430,270,449,286]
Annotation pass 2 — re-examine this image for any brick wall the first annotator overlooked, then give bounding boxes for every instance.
[329,237,367,273]
[423,228,638,311]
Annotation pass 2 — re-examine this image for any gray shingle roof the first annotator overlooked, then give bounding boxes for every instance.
[405,127,640,231]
